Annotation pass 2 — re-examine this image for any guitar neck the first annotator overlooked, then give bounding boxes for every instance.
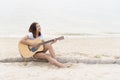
[41,36,64,45]
[44,39,54,44]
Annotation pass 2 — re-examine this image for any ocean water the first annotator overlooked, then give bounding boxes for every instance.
[0,0,120,38]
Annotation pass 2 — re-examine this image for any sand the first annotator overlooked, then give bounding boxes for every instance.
[0,37,120,80]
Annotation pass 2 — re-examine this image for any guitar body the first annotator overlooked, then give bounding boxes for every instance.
[18,38,44,58]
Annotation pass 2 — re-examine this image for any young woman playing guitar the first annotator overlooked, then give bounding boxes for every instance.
[20,22,70,68]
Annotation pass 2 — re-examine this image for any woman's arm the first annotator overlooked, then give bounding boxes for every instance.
[20,35,33,46]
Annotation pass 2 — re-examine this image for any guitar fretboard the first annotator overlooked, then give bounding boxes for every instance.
[39,36,64,45]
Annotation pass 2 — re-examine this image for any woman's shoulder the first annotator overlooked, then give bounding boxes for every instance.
[27,32,32,35]
[27,32,44,39]
[27,32,34,39]
[28,32,33,35]
[40,34,44,40]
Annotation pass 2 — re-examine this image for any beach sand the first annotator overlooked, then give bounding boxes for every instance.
[0,37,120,80]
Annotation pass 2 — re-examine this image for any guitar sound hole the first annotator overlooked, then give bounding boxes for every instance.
[28,45,38,52]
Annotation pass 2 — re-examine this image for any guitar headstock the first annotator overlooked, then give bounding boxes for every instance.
[56,36,64,40]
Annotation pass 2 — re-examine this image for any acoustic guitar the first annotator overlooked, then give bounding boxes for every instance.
[18,36,64,58]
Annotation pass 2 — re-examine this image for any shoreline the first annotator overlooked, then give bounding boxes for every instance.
[0,33,120,39]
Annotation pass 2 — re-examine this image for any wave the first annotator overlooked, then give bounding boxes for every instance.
[0,32,120,38]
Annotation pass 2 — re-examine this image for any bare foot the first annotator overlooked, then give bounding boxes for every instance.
[60,63,73,68]
[65,63,73,68]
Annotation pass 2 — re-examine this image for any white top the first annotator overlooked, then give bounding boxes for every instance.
[27,32,44,40]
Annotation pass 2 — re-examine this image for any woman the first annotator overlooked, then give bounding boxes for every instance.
[20,22,69,68]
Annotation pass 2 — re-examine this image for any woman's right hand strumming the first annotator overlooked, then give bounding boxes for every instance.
[31,43,39,48]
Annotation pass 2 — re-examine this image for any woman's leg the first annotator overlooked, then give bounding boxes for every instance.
[34,53,65,68]
[44,44,56,58]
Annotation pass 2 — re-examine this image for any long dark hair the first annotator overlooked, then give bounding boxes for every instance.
[29,22,41,38]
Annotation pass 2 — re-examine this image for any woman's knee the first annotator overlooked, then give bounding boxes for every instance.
[44,54,51,59]
[45,44,52,49]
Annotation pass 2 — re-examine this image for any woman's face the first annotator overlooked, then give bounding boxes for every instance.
[36,23,41,32]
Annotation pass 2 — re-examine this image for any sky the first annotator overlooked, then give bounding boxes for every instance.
[0,0,120,35]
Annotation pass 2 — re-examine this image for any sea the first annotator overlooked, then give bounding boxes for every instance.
[0,0,120,38]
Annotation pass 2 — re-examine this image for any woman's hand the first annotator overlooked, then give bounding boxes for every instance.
[31,43,39,48]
